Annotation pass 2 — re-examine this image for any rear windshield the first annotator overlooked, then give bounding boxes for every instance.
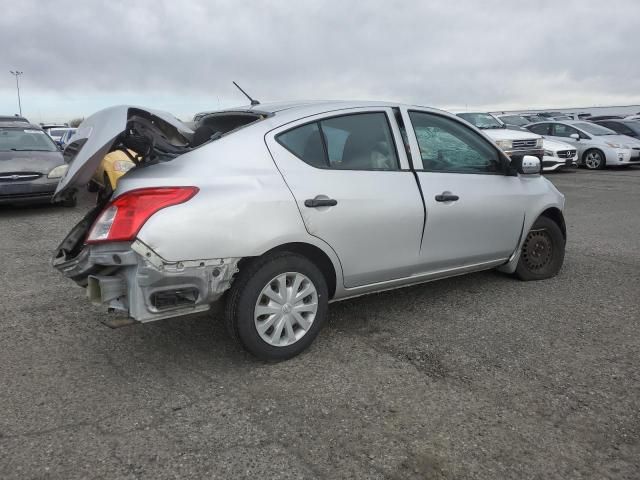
[0,128,58,152]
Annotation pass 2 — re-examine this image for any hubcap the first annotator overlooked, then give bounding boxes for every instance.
[585,152,602,169]
[254,272,318,347]
[522,229,553,271]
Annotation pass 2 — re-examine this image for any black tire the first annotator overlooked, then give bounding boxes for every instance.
[97,173,114,203]
[60,194,77,208]
[583,149,606,170]
[515,216,565,281]
[224,252,329,361]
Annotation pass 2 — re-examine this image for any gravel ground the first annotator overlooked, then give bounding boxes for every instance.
[1,168,639,479]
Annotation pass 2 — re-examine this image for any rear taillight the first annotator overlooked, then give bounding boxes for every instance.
[86,187,199,244]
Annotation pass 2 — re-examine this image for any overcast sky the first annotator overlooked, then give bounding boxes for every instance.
[2,0,639,122]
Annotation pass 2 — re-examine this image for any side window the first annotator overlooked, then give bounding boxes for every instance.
[408,111,502,174]
[552,124,579,138]
[528,123,549,135]
[277,112,399,170]
[319,113,399,170]
[277,122,326,168]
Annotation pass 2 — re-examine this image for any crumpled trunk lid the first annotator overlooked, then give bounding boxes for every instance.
[53,105,194,200]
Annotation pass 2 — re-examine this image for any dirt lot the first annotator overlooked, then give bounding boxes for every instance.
[1,168,639,479]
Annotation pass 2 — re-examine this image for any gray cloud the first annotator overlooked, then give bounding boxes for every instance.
[2,0,639,119]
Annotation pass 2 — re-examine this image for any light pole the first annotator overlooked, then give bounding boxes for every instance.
[9,70,23,116]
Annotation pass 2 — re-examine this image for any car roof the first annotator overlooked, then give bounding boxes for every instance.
[0,122,43,129]
[0,115,29,122]
[203,100,455,124]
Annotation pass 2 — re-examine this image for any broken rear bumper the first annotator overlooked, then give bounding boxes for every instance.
[53,239,239,323]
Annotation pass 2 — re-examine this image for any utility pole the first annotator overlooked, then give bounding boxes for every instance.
[9,70,23,116]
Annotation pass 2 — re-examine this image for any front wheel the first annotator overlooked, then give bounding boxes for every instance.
[583,149,605,170]
[515,216,565,281]
[224,252,329,360]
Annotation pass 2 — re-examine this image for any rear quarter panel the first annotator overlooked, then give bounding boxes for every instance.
[129,133,340,267]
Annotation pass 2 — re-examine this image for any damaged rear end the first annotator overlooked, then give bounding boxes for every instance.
[51,106,256,324]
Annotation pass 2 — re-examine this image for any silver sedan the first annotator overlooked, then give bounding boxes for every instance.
[527,120,640,169]
[53,102,566,360]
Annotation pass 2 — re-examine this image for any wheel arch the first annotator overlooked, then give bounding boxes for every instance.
[252,242,339,299]
[539,207,566,241]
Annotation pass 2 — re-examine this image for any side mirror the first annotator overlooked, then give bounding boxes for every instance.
[519,155,541,175]
[570,133,580,141]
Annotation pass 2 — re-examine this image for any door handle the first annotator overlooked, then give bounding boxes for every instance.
[435,193,459,202]
[304,198,338,208]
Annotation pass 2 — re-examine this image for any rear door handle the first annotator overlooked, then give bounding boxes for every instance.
[435,193,459,202]
[304,198,338,208]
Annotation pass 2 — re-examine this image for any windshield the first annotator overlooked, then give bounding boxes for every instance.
[499,115,529,126]
[457,113,503,129]
[574,122,616,136]
[0,127,59,152]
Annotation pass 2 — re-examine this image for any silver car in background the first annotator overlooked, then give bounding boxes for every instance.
[527,120,640,169]
[53,102,566,360]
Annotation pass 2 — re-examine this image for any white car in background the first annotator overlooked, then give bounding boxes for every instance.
[542,139,577,171]
[455,112,544,162]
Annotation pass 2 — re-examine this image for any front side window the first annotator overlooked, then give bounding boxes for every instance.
[409,111,502,174]
[277,112,399,170]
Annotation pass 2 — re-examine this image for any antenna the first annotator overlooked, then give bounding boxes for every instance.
[233,81,260,106]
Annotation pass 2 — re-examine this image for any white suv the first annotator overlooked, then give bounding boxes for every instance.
[456,112,544,161]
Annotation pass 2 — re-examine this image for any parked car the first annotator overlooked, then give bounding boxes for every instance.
[52,103,566,360]
[526,120,640,169]
[57,128,77,148]
[541,139,577,171]
[522,114,549,124]
[455,112,543,160]
[0,115,29,124]
[497,114,533,129]
[0,122,75,206]
[586,115,624,121]
[593,119,640,139]
[45,126,75,145]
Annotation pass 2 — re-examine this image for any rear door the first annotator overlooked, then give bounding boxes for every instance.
[402,108,525,272]
[265,108,424,288]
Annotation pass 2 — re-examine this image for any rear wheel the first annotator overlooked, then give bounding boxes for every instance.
[225,252,329,360]
[583,149,605,170]
[515,216,565,281]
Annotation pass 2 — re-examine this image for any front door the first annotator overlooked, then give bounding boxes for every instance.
[403,109,526,272]
[266,108,424,288]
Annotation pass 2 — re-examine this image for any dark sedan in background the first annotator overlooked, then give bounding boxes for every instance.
[593,119,640,139]
[0,121,75,206]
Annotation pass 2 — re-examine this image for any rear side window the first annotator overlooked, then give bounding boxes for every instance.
[276,122,326,168]
[277,112,399,170]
